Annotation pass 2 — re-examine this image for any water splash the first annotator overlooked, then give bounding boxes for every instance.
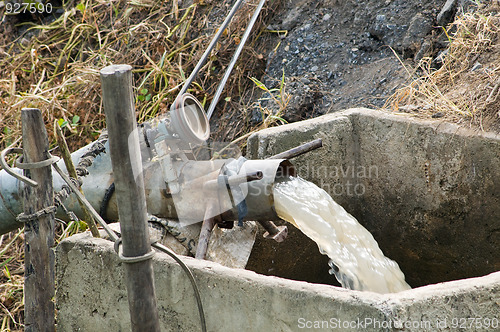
[273,176,411,293]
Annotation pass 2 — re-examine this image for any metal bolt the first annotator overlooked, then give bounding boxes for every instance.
[259,220,288,242]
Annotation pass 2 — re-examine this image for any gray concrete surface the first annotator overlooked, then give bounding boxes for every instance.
[56,233,500,331]
[56,109,500,330]
[247,108,500,288]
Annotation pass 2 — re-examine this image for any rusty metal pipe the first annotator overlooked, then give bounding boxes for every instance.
[195,200,218,259]
[0,126,299,235]
[259,220,288,243]
[143,158,295,226]
[267,138,323,160]
[203,171,263,191]
[228,171,263,186]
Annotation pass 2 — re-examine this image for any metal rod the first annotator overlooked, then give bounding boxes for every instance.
[52,163,118,241]
[151,242,207,332]
[177,0,245,99]
[100,64,161,332]
[203,170,264,190]
[54,123,100,238]
[195,199,218,260]
[207,0,267,120]
[21,108,55,332]
[228,170,263,186]
[267,138,323,160]
[258,220,287,242]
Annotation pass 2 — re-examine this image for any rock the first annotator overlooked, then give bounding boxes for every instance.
[280,4,306,30]
[437,0,458,27]
[323,13,331,21]
[402,13,434,50]
[414,39,432,62]
[470,61,482,72]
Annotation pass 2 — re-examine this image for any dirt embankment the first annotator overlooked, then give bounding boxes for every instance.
[255,0,481,124]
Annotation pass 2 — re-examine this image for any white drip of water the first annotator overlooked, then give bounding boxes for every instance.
[273,176,411,294]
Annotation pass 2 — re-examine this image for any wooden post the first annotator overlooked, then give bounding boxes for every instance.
[100,64,161,331]
[21,108,55,332]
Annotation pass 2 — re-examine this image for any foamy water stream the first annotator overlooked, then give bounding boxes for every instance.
[273,176,411,293]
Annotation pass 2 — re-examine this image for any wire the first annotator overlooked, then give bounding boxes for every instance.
[152,242,207,332]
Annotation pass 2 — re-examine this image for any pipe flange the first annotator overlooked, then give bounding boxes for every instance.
[170,93,210,145]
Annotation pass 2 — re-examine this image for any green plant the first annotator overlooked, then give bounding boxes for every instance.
[249,69,290,128]
[214,71,290,158]
[58,115,80,129]
[138,88,152,102]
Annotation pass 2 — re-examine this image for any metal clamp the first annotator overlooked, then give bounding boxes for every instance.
[114,238,156,263]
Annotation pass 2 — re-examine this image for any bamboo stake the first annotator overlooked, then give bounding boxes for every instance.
[54,122,100,237]
[100,64,161,331]
[21,108,55,332]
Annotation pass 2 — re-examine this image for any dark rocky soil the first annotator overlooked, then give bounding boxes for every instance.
[253,0,477,123]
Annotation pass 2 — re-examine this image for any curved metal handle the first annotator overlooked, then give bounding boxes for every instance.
[0,147,38,187]
[1,145,60,187]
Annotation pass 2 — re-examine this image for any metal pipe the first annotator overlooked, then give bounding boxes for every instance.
[259,220,287,242]
[203,170,263,191]
[0,127,299,235]
[267,138,323,160]
[195,200,218,259]
[177,0,246,99]
[143,158,295,225]
[207,0,267,120]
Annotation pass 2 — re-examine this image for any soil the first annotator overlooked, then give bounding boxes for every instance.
[249,0,478,124]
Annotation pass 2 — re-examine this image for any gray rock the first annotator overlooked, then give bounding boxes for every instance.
[437,0,458,27]
[470,61,482,72]
[403,13,433,49]
[281,4,306,30]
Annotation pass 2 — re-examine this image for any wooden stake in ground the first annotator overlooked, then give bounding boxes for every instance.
[21,108,55,332]
[100,64,161,331]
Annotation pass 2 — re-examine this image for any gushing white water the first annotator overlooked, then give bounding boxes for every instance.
[273,176,411,294]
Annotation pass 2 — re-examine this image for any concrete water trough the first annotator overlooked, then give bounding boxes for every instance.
[56,108,500,331]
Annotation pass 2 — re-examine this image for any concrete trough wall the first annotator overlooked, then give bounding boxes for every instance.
[56,109,500,330]
[56,233,500,331]
[247,108,500,287]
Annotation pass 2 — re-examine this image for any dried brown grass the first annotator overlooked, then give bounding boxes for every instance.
[0,0,281,151]
[0,229,24,331]
[386,4,500,131]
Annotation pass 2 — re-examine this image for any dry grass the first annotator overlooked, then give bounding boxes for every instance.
[386,3,500,131]
[0,0,283,329]
[0,0,281,151]
[0,230,24,331]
